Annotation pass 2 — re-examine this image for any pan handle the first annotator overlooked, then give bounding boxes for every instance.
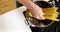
[25,18,36,27]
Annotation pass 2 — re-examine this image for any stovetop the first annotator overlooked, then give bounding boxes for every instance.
[16,1,60,32]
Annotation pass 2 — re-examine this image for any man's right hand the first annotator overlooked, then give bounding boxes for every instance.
[17,0,45,20]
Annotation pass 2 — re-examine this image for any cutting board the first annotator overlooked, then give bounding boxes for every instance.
[0,0,16,15]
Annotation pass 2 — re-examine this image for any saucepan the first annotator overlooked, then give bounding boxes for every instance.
[25,1,59,28]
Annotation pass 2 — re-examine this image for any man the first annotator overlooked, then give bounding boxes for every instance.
[17,0,45,20]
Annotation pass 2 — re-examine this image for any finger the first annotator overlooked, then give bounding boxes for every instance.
[36,16,45,20]
[33,15,41,20]
[39,13,44,16]
[39,15,45,20]
[39,10,45,15]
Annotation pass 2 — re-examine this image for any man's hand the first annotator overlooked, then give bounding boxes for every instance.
[17,0,45,20]
[29,3,45,20]
[29,0,45,20]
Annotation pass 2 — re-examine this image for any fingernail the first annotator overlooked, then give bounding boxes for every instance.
[36,16,41,19]
[42,17,45,20]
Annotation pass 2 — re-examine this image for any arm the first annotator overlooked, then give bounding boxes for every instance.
[17,0,45,20]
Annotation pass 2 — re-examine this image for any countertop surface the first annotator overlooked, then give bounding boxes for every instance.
[0,6,31,32]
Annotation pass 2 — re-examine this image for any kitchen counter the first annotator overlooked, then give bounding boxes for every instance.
[0,6,31,32]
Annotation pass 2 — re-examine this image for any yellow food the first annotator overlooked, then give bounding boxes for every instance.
[27,7,59,21]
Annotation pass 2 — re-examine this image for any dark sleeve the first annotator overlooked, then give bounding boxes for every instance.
[16,1,23,8]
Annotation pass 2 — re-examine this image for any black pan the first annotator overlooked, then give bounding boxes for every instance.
[34,1,53,8]
[26,1,55,27]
